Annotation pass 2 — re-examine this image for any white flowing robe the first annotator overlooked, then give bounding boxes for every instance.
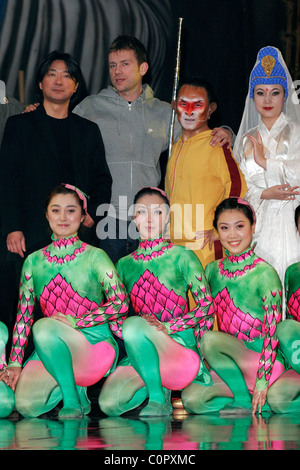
[239,112,300,286]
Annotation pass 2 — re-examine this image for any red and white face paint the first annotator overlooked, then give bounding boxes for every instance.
[176,85,213,138]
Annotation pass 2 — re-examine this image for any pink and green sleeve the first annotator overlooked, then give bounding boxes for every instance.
[255,271,282,391]
[8,258,35,367]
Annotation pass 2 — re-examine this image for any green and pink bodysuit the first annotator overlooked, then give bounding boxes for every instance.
[0,234,128,418]
[284,262,300,322]
[270,262,300,413]
[99,236,214,417]
[181,244,286,414]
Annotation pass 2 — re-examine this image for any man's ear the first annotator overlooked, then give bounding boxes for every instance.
[171,99,177,111]
[140,62,149,77]
[209,102,217,116]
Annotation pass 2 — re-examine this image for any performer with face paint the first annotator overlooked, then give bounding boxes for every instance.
[0,185,128,419]
[99,187,214,417]
[165,77,247,270]
[181,198,287,415]
[233,46,300,291]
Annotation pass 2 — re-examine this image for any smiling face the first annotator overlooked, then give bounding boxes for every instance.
[176,85,216,140]
[253,84,286,129]
[39,60,78,106]
[108,49,148,101]
[46,193,85,239]
[216,209,255,256]
[134,194,169,240]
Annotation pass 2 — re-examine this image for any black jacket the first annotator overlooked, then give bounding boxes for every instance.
[0,105,112,250]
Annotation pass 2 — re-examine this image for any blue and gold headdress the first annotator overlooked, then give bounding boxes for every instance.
[249,46,288,98]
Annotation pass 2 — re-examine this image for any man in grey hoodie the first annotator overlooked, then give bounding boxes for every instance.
[73,35,232,264]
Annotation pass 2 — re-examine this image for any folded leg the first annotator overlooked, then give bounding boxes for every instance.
[100,316,201,417]
[182,370,233,414]
[0,322,15,418]
[15,317,115,418]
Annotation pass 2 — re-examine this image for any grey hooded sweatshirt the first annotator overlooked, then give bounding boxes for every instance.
[73,84,175,220]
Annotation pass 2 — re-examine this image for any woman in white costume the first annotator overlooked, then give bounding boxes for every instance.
[233,46,300,295]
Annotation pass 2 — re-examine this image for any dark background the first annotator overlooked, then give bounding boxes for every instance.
[0,0,298,133]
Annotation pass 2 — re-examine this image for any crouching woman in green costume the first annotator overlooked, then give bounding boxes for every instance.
[266,205,300,413]
[181,197,287,415]
[0,184,128,419]
[99,187,215,417]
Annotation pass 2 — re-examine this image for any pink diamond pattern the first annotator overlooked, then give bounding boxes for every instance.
[287,288,300,322]
[214,287,263,341]
[40,273,99,317]
[130,270,188,321]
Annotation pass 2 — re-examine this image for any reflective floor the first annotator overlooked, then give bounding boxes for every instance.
[1,390,300,451]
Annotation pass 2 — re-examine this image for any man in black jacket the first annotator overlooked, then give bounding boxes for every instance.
[0,51,112,338]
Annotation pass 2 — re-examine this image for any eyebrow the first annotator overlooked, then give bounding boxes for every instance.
[48,67,70,73]
[109,58,132,64]
[255,86,281,91]
[218,220,245,225]
[136,204,164,209]
[179,98,204,102]
[50,204,78,208]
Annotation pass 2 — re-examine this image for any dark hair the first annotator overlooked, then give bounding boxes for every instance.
[213,198,255,229]
[295,205,300,228]
[35,50,87,109]
[45,185,85,215]
[177,76,218,104]
[133,187,169,207]
[109,35,147,65]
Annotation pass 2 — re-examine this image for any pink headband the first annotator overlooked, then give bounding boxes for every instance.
[61,183,88,214]
[237,197,256,223]
[143,187,169,204]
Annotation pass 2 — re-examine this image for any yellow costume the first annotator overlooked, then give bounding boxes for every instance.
[165,130,247,268]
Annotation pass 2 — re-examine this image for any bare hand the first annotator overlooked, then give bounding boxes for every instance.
[0,367,22,391]
[261,184,299,201]
[7,231,26,258]
[23,102,40,113]
[52,312,73,326]
[246,131,266,169]
[210,127,233,149]
[143,314,168,334]
[195,229,218,250]
[252,386,268,414]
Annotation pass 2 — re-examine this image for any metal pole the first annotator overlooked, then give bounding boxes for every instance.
[168,17,183,159]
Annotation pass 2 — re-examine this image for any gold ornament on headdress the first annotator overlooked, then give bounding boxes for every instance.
[261,55,276,77]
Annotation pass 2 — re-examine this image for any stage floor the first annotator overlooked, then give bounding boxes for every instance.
[1,393,300,451]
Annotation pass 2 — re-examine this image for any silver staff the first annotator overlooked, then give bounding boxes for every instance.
[168,17,183,159]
